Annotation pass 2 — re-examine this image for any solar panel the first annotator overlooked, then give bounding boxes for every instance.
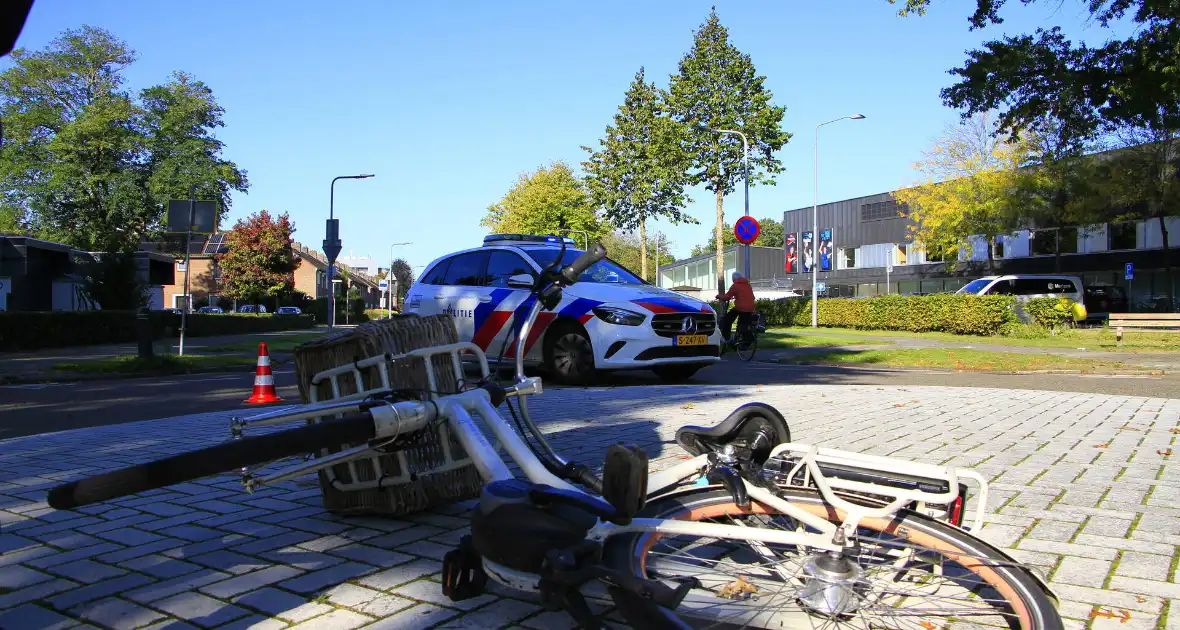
[203,233,228,254]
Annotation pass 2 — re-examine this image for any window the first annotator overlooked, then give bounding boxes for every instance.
[994,237,1005,259]
[987,279,1015,295]
[486,251,535,288]
[840,247,856,269]
[420,258,452,285]
[895,245,907,265]
[522,248,644,285]
[860,199,908,222]
[441,252,489,286]
[1056,227,1077,254]
[1110,222,1136,250]
[1013,278,1078,295]
[1030,230,1057,256]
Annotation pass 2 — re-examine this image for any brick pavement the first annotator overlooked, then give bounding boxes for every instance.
[0,385,1176,630]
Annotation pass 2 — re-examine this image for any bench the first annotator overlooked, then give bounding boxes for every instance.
[1107,314,1180,339]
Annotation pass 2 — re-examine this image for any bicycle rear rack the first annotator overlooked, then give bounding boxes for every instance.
[229,342,491,492]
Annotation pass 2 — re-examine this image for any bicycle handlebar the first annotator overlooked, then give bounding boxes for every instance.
[560,243,607,285]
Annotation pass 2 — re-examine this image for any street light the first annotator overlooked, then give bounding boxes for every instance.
[701,126,751,281]
[812,115,865,327]
[387,241,412,319]
[326,174,374,329]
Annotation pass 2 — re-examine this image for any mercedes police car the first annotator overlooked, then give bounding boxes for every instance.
[404,235,721,383]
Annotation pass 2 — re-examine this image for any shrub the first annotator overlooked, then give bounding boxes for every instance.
[715,294,1021,336]
[1021,297,1077,329]
[364,308,395,321]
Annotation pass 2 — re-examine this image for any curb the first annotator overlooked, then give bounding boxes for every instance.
[761,357,1167,376]
[0,357,292,386]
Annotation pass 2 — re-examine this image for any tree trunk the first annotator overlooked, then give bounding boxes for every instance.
[986,236,995,272]
[715,185,726,296]
[639,218,648,282]
[1160,214,1175,313]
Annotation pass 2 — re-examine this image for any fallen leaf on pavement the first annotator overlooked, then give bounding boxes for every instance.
[681,403,695,409]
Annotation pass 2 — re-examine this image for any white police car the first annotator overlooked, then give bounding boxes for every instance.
[404,235,721,383]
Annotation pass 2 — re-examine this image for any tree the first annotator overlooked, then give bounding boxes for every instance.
[601,230,675,282]
[583,67,693,281]
[79,252,148,310]
[482,162,607,242]
[892,113,1024,271]
[389,258,414,304]
[667,8,790,292]
[0,27,247,252]
[690,216,785,256]
[217,210,298,304]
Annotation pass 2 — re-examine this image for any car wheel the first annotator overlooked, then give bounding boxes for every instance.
[544,321,596,385]
[652,364,702,382]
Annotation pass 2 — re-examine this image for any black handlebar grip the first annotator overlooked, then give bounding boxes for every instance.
[47,413,377,510]
[560,243,607,285]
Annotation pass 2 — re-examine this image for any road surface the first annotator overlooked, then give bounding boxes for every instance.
[2,358,1178,439]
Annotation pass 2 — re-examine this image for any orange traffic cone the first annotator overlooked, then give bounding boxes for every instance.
[244,342,284,404]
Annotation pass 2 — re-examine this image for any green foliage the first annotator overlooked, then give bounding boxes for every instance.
[666,8,791,288]
[0,310,313,351]
[79,252,149,310]
[1021,297,1079,329]
[0,27,247,251]
[600,231,675,282]
[389,258,414,301]
[583,67,694,280]
[309,297,367,325]
[482,162,607,242]
[364,308,391,321]
[217,210,298,303]
[690,216,785,256]
[719,295,1020,336]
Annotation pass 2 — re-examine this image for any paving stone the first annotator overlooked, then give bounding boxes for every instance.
[27,543,125,568]
[1030,519,1080,542]
[47,573,154,609]
[355,560,441,592]
[198,614,286,630]
[391,579,494,611]
[0,564,52,590]
[95,528,167,547]
[123,570,229,604]
[97,539,186,564]
[0,603,78,630]
[199,566,303,600]
[1052,556,1112,588]
[392,541,451,561]
[187,551,270,576]
[277,562,376,594]
[0,578,78,610]
[357,603,457,629]
[1083,517,1134,538]
[260,548,344,571]
[46,559,127,584]
[1114,551,1172,581]
[353,593,416,617]
[434,598,539,629]
[230,532,318,556]
[73,597,165,629]
[1019,539,1119,560]
[232,587,330,623]
[161,536,250,561]
[121,555,203,579]
[288,608,372,629]
[327,545,412,568]
[1108,575,1180,600]
[977,523,1026,548]
[152,592,250,628]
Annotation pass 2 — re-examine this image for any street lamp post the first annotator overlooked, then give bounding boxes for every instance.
[812,115,865,327]
[705,127,751,280]
[387,241,411,319]
[326,174,374,329]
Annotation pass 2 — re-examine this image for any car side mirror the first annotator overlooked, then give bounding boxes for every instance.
[507,274,534,289]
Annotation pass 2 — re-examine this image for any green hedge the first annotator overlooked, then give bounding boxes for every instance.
[1020,297,1080,328]
[309,297,368,325]
[0,310,315,352]
[715,295,1023,336]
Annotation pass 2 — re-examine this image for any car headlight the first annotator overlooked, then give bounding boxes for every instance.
[593,306,645,326]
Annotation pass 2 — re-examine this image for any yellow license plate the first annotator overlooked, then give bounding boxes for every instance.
[675,335,708,346]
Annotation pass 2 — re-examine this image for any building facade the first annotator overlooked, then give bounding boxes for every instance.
[657,246,800,298]
[781,191,1180,310]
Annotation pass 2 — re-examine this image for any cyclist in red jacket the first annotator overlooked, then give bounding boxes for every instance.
[716,271,756,344]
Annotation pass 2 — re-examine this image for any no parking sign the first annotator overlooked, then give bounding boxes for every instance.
[734,216,760,245]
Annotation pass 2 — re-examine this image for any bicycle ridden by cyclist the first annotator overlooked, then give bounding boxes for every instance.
[716,271,756,345]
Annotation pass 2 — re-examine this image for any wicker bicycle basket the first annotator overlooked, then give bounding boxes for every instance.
[293,314,485,516]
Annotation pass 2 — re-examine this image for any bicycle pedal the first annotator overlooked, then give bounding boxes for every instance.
[441,536,487,601]
[602,444,648,523]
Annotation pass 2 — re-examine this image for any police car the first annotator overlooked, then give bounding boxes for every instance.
[404,235,721,383]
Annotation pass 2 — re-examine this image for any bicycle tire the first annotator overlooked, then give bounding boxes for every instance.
[735,335,757,361]
[47,412,377,510]
[605,487,1061,630]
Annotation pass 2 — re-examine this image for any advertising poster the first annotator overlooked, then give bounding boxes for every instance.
[784,233,797,273]
[819,229,833,271]
[801,231,814,273]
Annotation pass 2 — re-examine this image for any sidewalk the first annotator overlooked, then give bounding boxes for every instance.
[0,329,326,383]
[776,329,1180,371]
[0,385,1176,629]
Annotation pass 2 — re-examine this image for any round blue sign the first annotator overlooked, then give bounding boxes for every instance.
[734,216,761,245]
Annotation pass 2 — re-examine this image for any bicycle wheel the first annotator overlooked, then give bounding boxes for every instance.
[47,412,378,510]
[735,335,757,361]
[605,487,1061,630]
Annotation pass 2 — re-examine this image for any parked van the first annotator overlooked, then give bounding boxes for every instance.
[956,275,1087,322]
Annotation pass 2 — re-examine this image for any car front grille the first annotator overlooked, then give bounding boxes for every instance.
[634,345,721,361]
[650,313,717,338]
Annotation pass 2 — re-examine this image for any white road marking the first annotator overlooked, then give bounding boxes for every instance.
[0,383,76,390]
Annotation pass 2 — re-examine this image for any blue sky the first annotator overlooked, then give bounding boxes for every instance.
[15,0,1128,270]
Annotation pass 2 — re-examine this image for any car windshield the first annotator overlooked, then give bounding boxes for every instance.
[958,279,993,295]
[522,248,644,285]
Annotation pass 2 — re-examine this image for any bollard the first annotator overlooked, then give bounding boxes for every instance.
[136,307,154,359]
[1116,326,1124,347]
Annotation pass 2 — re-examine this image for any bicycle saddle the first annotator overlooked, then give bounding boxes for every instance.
[676,402,791,465]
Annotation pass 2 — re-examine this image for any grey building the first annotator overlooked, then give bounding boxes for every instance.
[657,245,799,298]
[781,191,1180,309]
